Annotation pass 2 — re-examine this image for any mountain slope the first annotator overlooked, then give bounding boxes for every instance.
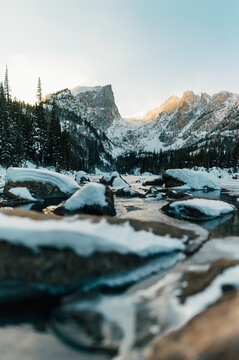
[106,90,239,153]
[45,88,121,170]
[46,85,120,131]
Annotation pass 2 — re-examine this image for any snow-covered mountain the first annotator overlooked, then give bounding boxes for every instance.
[107,90,239,153]
[45,86,121,169]
[46,85,239,157]
[46,85,120,131]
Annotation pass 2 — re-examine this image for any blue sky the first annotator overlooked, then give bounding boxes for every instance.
[0,0,239,115]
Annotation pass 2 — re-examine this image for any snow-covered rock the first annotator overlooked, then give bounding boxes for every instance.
[112,176,130,187]
[75,170,90,184]
[8,187,36,202]
[0,211,187,296]
[163,198,235,220]
[5,167,79,199]
[145,187,161,198]
[63,183,116,216]
[0,213,185,257]
[100,171,130,188]
[163,169,220,190]
[145,187,164,200]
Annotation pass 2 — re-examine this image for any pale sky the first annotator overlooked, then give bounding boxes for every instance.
[0,0,239,116]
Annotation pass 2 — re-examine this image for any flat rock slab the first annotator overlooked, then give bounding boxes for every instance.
[147,290,239,360]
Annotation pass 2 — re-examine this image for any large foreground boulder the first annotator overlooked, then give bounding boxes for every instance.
[0,210,187,303]
[4,167,79,200]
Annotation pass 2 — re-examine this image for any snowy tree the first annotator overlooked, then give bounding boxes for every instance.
[4,66,11,103]
[36,77,42,104]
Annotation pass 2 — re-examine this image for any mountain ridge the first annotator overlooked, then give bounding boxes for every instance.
[45,85,239,158]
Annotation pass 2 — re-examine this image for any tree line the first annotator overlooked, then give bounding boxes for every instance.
[0,71,72,169]
[116,136,239,173]
[0,69,112,171]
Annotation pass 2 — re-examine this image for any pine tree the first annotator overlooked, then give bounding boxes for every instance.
[0,83,6,158]
[34,78,48,165]
[47,101,62,169]
[232,139,239,172]
[36,77,42,104]
[4,66,11,103]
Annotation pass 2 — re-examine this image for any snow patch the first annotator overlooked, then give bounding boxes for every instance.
[8,187,36,201]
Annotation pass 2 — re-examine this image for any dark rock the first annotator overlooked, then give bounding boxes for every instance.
[100,172,130,187]
[5,180,73,200]
[162,201,206,221]
[162,173,185,188]
[145,187,158,195]
[142,178,163,186]
[115,187,143,198]
[166,189,192,200]
[0,239,161,293]
[145,187,163,198]
[75,171,90,184]
[179,258,239,303]
[222,284,235,293]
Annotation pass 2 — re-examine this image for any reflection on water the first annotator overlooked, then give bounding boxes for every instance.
[0,325,107,360]
[187,189,221,199]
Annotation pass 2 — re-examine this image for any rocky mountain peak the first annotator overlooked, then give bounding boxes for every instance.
[178,90,199,111]
[158,95,181,113]
[209,91,237,109]
[143,95,180,120]
[46,84,121,131]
